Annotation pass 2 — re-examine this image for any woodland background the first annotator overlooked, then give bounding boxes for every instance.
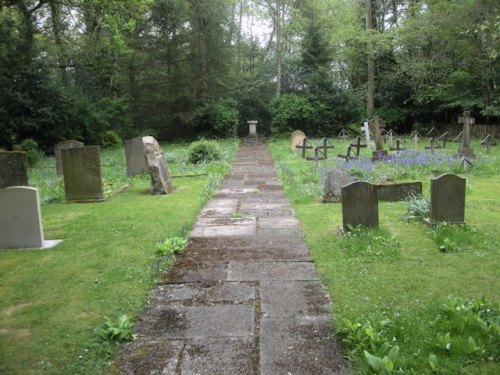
[1,0,499,152]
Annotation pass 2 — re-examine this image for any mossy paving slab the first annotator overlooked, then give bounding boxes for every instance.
[227,261,318,281]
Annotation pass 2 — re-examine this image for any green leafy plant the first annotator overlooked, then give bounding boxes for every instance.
[364,344,399,374]
[98,314,135,343]
[188,139,221,164]
[156,237,188,257]
[100,130,123,149]
[16,138,41,167]
[404,192,430,221]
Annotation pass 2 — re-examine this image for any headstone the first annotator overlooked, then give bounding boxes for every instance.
[290,130,307,150]
[143,136,173,194]
[363,122,370,144]
[369,116,388,160]
[0,187,43,248]
[428,173,466,225]
[61,146,104,202]
[54,140,84,176]
[248,120,258,137]
[0,151,28,189]
[125,136,148,176]
[323,168,356,202]
[341,181,379,231]
[457,111,475,157]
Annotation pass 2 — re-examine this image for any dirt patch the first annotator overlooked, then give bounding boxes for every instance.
[1,303,33,316]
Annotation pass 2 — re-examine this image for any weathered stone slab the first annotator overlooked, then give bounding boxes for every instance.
[136,305,254,339]
[377,181,422,201]
[341,181,379,231]
[323,168,355,202]
[196,216,256,227]
[291,130,307,150]
[260,281,330,318]
[190,225,256,238]
[0,187,43,249]
[259,217,300,229]
[54,140,84,176]
[181,337,258,375]
[114,339,183,375]
[163,260,227,283]
[143,136,173,194]
[0,151,28,188]
[61,146,104,202]
[183,247,310,262]
[240,202,290,210]
[228,261,318,281]
[124,136,148,176]
[429,173,466,224]
[260,316,345,375]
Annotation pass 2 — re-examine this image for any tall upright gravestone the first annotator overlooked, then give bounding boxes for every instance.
[428,173,466,225]
[0,151,28,188]
[61,146,104,202]
[125,137,148,176]
[341,181,379,231]
[143,137,173,194]
[54,140,84,176]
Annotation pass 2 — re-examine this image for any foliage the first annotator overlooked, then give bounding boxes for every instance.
[269,94,323,135]
[98,315,135,343]
[343,226,400,258]
[194,99,240,138]
[16,139,41,167]
[100,131,123,149]
[155,237,188,257]
[404,193,430,221]
[188,139,222,164]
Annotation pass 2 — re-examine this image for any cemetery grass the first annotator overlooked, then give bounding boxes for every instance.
[268,138,499,374]
[0,140,238,375]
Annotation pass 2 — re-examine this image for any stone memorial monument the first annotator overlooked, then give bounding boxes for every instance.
[143,136,173,194]
[0,151,28,189]
[247,120,258,137]
[54,140,84,176]
[341,181,379,231]
[61,146,104,202]
[457,111,475,157]
[426,173,466,225]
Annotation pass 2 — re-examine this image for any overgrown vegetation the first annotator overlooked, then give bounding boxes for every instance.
[0,140,237,374]
[268,137,500,374]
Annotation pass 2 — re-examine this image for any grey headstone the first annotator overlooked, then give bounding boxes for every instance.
[322,168,356,202]
[143,136,173,194]
[54,140,84,176]
[61,146,104,202]
[0,151,28,189]
[0,187,43,248]
[124,137,148,176]
[341,181,379,231]
[429,173,466,224]
[290,130,306,150]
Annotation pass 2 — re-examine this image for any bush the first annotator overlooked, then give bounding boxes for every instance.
[100,131,123,149]
[193,99,240,137]
[188,140,221,164]
[269,94,321,134]
[16,138,41,167]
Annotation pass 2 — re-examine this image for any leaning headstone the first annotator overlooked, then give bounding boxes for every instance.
[341,181,379,231]
[124,136,148,176]
[0,151,28,189]
[143,136,173,194]
[61,146,104,202]
[290,130,307,150]
[323,168,356,202]
[427,173,466,225]
[54,140,84,176]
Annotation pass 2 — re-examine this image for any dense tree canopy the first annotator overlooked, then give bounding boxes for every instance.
[1,0,499,151]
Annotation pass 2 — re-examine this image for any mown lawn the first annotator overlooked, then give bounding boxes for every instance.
[268,137,499,374]
[0,140,238,374]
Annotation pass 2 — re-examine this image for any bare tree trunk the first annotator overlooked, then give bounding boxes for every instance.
[110,51,118,99]
[366,0,375,117]
[275,0,281,97]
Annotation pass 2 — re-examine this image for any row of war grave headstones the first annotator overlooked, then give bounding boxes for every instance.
[0,136,173,250]
[291,112,489,231]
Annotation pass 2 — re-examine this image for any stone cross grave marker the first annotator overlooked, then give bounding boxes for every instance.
[290,130,307,150]
[457,111,475,157]
[0,187,61,249]
[247,120,258,137]
[54,140,84,176]
[323,168,356,202]
[62,146,104,202]
[369,116,388,160]
[0,151,28,189]
[125,136,148,176]
[143,136,173,194]
[427,173,466,225]
[341,181,379,231]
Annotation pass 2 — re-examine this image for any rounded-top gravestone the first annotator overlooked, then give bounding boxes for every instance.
[290,130,306,151]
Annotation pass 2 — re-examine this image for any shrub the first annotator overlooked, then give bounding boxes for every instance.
[404,193,430,221]
[188,140,221,164]
[193,99,240,137]
[100,131,123,149]
[16,138,41,167]
[269,94,321,134]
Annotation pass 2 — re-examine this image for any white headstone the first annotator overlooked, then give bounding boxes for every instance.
[363,122,370,144]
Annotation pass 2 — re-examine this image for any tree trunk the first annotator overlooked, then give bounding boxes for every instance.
[366,0,375,117]
[275,0,281,97]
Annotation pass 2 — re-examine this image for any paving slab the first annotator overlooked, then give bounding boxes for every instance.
[163,260,227,282]
[190,224,256,237]
[228,261,319,281]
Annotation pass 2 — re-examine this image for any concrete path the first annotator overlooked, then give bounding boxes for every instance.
[116,138,346,374]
